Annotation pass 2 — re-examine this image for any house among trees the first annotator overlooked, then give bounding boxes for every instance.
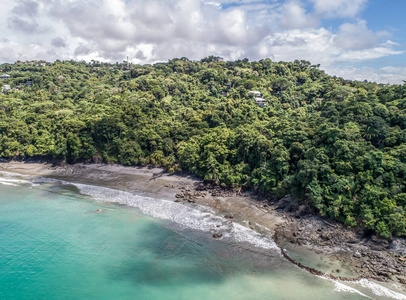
[248,91,267,107]
[254,97,266,107]
[1,74,10,79]
[2,85,11,93]
[248,91,262,97]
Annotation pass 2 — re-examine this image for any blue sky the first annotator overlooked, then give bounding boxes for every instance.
[321,0,406,69]
[0,0,404,83]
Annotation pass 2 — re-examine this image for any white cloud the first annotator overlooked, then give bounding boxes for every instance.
[337,45,403,61]
[0,39,49,62]
[264,28,339,65]
[310,0,368,18]
[325,65,406,84]
[0,0,404,84]
[334,20,389,50]
[280,1,318,29]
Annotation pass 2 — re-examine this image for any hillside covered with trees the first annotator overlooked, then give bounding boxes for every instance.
[1,57,405,238]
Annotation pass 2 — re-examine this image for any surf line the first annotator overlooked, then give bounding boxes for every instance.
[272,228,391,284]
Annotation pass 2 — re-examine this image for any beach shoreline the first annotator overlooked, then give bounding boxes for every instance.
[1,160,405,288]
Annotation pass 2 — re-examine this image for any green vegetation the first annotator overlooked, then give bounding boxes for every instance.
[1,57,406,237]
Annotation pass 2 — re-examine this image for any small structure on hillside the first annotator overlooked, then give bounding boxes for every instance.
[2,85,11,93]
[0,74,10,79]
[248,91,267,107]
[254,97,267,108]
[248,91,262,97]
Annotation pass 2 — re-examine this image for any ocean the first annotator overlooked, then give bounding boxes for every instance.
[0,171,405,300]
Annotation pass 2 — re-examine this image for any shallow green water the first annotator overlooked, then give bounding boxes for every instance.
[0,173,405,300]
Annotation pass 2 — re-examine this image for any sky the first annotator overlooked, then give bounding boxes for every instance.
[0,0,405,84]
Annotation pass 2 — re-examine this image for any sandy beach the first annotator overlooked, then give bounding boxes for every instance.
[1,160,406,288]
[0,161,283,231]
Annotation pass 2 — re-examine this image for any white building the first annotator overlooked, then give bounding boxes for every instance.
[2,85,11,93]
[254,97,267,107]
[0,74,10,79]
[248,91,262,97]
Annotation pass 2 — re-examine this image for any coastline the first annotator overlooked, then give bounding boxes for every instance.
[1,160,405,289]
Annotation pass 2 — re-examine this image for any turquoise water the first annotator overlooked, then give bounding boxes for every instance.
[0,173,405,300]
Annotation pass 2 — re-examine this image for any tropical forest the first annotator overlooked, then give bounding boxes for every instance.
[1,57,405,238]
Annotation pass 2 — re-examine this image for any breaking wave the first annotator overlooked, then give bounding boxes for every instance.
[71,182,279,251]
[0,171,278,251]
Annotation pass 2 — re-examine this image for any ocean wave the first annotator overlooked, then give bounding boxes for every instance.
[0,171,60,187]
[0,175,32,186]
[357,279,406,300]
[0,171,279,251]
[71,182,279,251]
[330,277,406,300]
[0,181,19,186]
[333,281,373,299]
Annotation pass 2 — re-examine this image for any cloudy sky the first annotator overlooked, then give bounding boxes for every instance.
[0,0,405,83]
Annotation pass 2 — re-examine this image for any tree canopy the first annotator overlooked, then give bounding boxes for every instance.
[1,58,406,237]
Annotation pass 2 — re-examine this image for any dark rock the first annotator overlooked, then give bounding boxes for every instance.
[213,233,223,239]
[388,268,397,275]
[398,277,406,284]
[377,271,391,278]
[320,233,330,241]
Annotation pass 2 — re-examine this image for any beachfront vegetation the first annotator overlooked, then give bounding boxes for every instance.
[1,58,406,237]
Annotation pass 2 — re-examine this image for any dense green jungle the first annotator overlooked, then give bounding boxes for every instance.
[1,57,405,238]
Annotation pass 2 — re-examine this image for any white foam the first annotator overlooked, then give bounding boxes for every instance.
[357,279,406,300]
[0,172,279,250]
[0,177,32,186]
[0,171,58,187]
[0,181,19,186]
[231,222,278,250]
[333,281,373,299]
[0,171,32,179]
[71,182,279,251]
[320,275,406,299]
